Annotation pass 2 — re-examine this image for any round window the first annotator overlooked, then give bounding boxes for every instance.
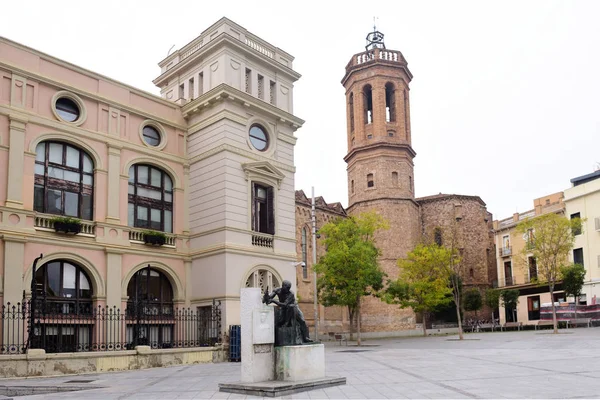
[249,125,269,151]
[142,126,161,147]
[55,97,80,122]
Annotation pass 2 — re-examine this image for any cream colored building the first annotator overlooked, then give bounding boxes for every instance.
[564,170,600,302]
[0,17,303,348]
[492,192,565,325]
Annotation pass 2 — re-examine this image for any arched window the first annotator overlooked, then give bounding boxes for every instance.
[127,267,174,314]
[245,269,280,295]
[128,165,173,232]
[349,92,355,132]
[301,228,308,279]
[34,142,94,219]
[351,180,355,194]
[469,268,475,279]
[385,82,396,122]
[434,228,443,246]
[363,85,373,124]
[367,173,374,188]
[34,260,93,314]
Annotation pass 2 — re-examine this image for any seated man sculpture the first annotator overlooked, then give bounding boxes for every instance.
[262,280,313,344]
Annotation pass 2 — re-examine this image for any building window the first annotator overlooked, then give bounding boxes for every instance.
[571,212,582,235]
[403,89,409,137]
[34,142,94,220]
[258,75,264,100]
[573,248,584,266]
[245,68,251,93]
[367,134,373,139]
[55,97,80,122]
[128,165,173,232]
[351,180,354,194]
[198,72,204,96]
[246,269,280,295]
[178,84,184,100]
[409,176,413,191]
[367,173,374,188]
[388,131,394,137]
[528,256,538,281]
[34,260,93,314]
[301,228,308,279]
[269,80,276,105]
[469,268,474,279]
[363,84,373,124]
[127,267,174,315]
[392,172,398,186]
[434,228,442,246]
[504,261,513,286]
[349,93,354,132]
[142,126,161,147]
[249,124,269,151]
[189,78,194,100]
[252,183,274,234]
[385,82,395,122]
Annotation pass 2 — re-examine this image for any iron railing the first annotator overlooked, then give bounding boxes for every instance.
[1,299,221,354]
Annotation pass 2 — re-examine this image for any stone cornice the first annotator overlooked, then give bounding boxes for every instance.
[347,197,420,212]
[189,243,296,260]
[189,143,295,173]
[344,142,417,164]
[188,225,295,243]
[181,84,304,130]
[187,109,247,135]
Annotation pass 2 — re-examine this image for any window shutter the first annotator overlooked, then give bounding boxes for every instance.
[251,182,256,231]
[267,186,275,235]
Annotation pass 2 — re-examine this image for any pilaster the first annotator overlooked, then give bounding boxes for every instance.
[105,249,123,308]
[5,115,28,209]
[183,165,190,235]
[184,259,192,306]
[2,234,26,304]
[106,144,122,224]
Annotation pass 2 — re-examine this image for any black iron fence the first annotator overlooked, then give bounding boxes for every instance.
[1,299,221,354]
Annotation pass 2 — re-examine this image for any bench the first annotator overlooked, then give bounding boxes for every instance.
[535,320,555,330]
[334,333,348,346]
[478,323,497,332]
[567,318,591,328]
[501,322,523,331]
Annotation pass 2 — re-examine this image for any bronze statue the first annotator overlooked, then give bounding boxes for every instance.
[262,280,312,343]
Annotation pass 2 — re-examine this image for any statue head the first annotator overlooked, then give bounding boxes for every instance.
[282,280,292,292]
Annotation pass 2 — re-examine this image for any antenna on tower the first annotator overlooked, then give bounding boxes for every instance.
[365,17,385,51]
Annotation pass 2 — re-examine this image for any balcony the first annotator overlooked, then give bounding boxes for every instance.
[34,214,96,237]
[497,274,540,287]
[128,228,176,247]
[251,232,274,249]
[526,241,536,251]
[499,246,512,257]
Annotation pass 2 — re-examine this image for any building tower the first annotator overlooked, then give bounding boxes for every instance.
[342,28,421,332]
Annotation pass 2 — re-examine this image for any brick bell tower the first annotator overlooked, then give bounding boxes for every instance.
[342,28,421,332]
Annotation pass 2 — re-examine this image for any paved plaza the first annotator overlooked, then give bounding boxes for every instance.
[2,328,600,399]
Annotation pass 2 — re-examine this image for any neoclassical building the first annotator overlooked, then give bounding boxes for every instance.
[0,17,303,347]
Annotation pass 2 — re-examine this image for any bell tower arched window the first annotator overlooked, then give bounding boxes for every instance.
[363,85,373,124]
[385,82,396,122]
[367,173,374,188]
[349,93,355,132]
[34,142,94,220]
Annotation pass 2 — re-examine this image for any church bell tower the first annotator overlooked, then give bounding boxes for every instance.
[341,28,421,332]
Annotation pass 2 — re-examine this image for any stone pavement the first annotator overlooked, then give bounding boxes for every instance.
[3,328,600,399]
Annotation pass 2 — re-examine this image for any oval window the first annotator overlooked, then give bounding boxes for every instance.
[142,126,161,147]
[249,125,268,151]
[55,97,80,122]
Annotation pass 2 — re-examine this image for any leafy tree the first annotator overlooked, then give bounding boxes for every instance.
[463,288,483,316]
[314,211,388,345]
[500,289,520,322]
[484,289,500,322]
[517,213,584,333]
[382,244,453,336]
[561,263,586,308]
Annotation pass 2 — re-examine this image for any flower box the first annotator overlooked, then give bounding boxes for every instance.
[51,217,82,235]
[143,231,166,246]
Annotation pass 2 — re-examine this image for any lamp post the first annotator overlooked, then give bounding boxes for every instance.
[311,187,318,341]
[28,253,44,350]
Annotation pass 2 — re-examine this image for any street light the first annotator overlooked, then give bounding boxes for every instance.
[311,187,318,341]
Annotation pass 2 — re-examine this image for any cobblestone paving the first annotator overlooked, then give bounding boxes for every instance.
[2,328,600,399]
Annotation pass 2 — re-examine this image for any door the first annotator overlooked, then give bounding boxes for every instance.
[504,261,513,286]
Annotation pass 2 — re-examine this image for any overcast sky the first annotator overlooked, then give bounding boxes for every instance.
[2,0,599,219]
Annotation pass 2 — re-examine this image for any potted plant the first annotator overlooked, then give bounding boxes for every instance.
[143,230,167,246]
[51,216,82,234]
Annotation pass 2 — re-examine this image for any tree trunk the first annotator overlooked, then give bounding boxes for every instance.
[356,298,362,346]
[422,312,428,337]
[348,306,355,341]
[455,297,464,340]
[549,286,558,334]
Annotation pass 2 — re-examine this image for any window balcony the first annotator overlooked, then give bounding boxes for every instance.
[128,227,176,247]
[34,213,96,237]
[251,232,274,249]
[498,276,516,287]
[499,246,512,257]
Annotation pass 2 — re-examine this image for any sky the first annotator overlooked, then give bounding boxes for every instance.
[2,0,599,219]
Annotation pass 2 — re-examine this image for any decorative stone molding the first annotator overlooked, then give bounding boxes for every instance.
[51,90,87,126]
[121,261,185,302]
[241,160,285,188]
[138,119,168,151]
[29,132,104,170]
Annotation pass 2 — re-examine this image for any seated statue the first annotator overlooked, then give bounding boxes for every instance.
[262,280,313,343]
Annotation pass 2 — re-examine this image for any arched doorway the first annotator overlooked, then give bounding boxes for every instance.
[245,268,281,294]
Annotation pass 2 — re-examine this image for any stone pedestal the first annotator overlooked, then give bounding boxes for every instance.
[275,344,325,382]
[240,288,274,383]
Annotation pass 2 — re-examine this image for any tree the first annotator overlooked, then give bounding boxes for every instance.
[516,213,583,333]
[484,289,500,322]
[500,289,520,322]
[463,288,483,317]
[314,211,388,345]
[382,244,453,336]
[561,263,586,320]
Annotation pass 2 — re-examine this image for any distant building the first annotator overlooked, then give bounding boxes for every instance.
[564,170,600,304]
[492,192,565,325]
